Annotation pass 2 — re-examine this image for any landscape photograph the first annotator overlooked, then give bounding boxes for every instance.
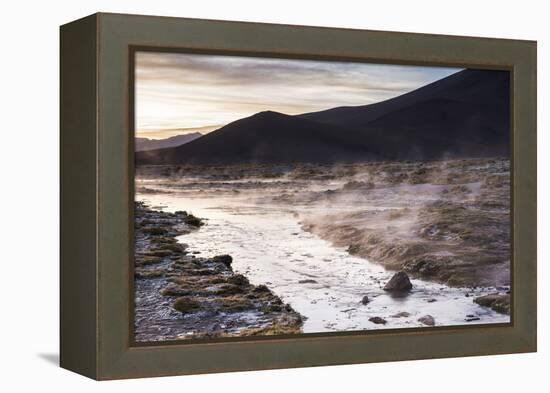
[133,51,511,342]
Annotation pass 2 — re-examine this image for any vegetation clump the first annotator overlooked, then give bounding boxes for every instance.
[212,254,233,268]
[173,297,202,313]
[184,214,203,227]
[157,242,186,253]
[237,323,302,336]
[173,209,204,227]
[133,203,304,341]
[142,226,168,235]
[474,293,510,315]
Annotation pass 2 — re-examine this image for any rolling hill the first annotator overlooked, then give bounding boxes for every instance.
[135,132,202,151]
[136,69,510,165]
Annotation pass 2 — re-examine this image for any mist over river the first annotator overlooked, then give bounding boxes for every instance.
[136,159,511,334]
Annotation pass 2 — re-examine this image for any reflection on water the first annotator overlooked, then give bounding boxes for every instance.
[138,189,509,333]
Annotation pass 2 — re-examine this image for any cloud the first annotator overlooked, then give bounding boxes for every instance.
[135,51,461,136]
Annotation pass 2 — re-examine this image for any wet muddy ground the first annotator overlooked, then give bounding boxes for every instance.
[135,158,511,339]
[134,202,302,342]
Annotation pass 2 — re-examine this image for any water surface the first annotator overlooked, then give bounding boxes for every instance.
[138,189,509,332]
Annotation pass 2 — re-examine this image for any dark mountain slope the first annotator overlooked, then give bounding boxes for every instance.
[135,132,202,151]
[300,69,509,129]
[136,69,510,165]
[136,111,376,165]
[300,69,510,157]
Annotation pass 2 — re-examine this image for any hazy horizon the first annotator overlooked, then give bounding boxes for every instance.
[136,51,461,139]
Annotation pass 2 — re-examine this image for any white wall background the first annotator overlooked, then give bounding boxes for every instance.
[0,0,546,391]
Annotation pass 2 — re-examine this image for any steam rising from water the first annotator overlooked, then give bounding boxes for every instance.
[136,158,510,332]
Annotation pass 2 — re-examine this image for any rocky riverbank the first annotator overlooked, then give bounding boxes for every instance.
[291,159,510,313]
[135,158,511,321]
[134,202,303,341]
[297,159,511,315]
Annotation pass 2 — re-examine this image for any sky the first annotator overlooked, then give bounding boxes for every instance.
[135,51,461,139]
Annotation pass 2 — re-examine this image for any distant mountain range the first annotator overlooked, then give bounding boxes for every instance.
[136,69,510,165]
[135,132,202,151]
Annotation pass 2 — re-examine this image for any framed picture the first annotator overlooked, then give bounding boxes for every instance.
[60,13,537,380]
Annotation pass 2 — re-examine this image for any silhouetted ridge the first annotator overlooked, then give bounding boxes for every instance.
[300,69,508,128]
[135,132,202,151]
[136,69,509,165]
[136,110,373,165]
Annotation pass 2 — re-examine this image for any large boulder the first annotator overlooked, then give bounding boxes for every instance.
[212,254,233,268]
[383,271,413,292]
[173,296,201,314]
[418,315,435,326]
[473,293,510,315]
[369,316,387,325]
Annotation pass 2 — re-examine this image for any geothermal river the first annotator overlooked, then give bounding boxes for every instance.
[138,190,509,332]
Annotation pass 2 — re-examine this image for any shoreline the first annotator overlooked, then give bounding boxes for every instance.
[134,201,303,341]
[294,160,511,314]
[133,158,511,340]
[279,159,511,289]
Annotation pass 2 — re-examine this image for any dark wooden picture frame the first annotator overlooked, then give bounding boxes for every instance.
[60,12,537,380]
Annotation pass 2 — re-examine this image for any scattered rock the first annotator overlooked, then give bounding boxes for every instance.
[418,315,435,326]
[161,283,192,297]
[142,226,168,235]
[383,271,413,292]
[157,242,186,253]
[253,284,271,294]
[207,283,245,296]
[183,213,203,227]
[216,295,254,312]
[173,297,202,313]
[135,268,167,278]
[212,254,233,268]
[403,257,441,276]
[391,311,411,318]
[227,274,250,286]
[347,243,362,255]
[236,322,302,336]
[473,293,510,314]
[361,295,370,305]
[426,298,437,303]
[298,279,318,284]
[146,249,173,257]
[465,316,481,322]
[135,255,162,266]
[134,202,304,341]
[369,316,387,325]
